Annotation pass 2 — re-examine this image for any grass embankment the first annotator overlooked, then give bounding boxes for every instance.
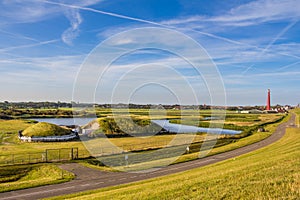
[48,115,300,200]
[294,109,300,127]
[0,164,74,193]
[22,122,71,137]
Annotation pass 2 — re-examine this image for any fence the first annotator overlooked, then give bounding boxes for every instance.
[80,138,201,158]
[0,137,208,166]
[0,134,239,166]
[0,147,79,166]
[0,139,195,166]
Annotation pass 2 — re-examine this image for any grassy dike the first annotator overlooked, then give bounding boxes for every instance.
[48,113,300,200]
[0,164,74,193]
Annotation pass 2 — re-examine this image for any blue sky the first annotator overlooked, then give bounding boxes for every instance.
[0,0,300,106]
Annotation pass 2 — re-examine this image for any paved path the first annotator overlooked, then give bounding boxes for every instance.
[0,114,295,200]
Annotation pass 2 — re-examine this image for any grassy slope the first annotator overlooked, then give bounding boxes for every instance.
[49,113,300,200]
[0,119,33,144]
[0,164,74,193]
[22,122,71,137]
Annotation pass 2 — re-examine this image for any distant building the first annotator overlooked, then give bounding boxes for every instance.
[236,89,290,114]
[263,110,278,114]
[237,109,263,114]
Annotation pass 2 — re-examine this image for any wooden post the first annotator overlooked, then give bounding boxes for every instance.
[58,149,61,161]
[71,148,74,160]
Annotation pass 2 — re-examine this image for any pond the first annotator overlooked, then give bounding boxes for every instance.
[152,120,242,135]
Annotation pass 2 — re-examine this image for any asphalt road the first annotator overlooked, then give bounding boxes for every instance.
[0,114,295,200]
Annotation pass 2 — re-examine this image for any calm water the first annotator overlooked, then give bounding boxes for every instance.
[31,118,95,126]
[32,118,242,134]
[152,120,242,135]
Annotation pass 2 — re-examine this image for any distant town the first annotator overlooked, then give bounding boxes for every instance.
[0,101,294,112]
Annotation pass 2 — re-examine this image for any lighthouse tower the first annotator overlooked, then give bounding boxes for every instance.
[266,89,271,110]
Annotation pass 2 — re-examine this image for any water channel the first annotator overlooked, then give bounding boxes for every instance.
[32,118,242,135]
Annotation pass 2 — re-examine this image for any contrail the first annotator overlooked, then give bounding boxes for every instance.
[42,0,257,47]
[276,60,300,71]
[42,0,300,63]
[261,20,298,55]
[0,28,85,55]
[42,0,165,27]
[0,29,40,42]
[242,20,299,74]
[0,39,59,52]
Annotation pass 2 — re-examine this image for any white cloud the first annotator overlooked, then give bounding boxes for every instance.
[157,1,300,74]
[0,0,102,23]
[0,54,85,82]
[0,54,86,101]
[110,38,134,45]
[213,0,300,25]
[163,0,300,27]
[62,9,83,45]
[0,0,58,23]
[161,15,205,27]
[0,0,103,45]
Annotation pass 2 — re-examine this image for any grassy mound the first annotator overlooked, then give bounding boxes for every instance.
[22,122,71,137]
[97,117,162,135]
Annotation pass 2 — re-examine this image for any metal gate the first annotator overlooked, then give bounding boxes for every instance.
[45,147,78,162]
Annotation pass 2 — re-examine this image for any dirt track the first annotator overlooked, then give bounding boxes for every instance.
[0,114,295,200]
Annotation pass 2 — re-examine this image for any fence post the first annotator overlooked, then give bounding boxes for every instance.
[75,148,78,159]
[58,149,61,161]
[71,148,74,160]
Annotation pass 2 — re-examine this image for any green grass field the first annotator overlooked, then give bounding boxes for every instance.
[0,164,74,193]
[48,111,300,200]
[0,109,292,194]
[0,119,90,158]
[80,114,289,172]
[0,110,285,165]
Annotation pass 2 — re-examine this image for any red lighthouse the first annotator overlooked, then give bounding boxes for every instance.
[266,89,271,110]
